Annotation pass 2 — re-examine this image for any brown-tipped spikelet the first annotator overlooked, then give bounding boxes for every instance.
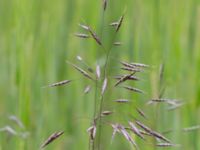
[115,72,136,86]
[67,61,94,81]
[43,80,71,88]
[103,0,107,11]
[116,15,124,32]
[113,99,129,103]
[87,124,96,141]
[123,86,144,94]
[88,28,102,45]
[128,121,145,140]
[136,121,171,143]
[40,131,64,149]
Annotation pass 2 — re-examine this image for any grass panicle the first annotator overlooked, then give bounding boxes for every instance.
[45,1,183,149]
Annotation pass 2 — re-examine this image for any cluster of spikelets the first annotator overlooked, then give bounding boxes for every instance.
[40,0,178,149]
[41,56,183,149]
[39,0,200,149]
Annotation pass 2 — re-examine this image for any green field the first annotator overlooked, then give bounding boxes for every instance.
[0,0,200,149]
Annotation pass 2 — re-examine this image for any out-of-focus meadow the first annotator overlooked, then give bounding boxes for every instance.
[0,0,200,149]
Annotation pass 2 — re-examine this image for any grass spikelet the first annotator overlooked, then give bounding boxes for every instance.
[118,124,138,150]
[182,125,200,132]
[115,72,135,86]
[96,65,101,79]
[101,77,107,95]
[78,23,89,30]
[88,28,102,45]
[72,65,94,80]
[87,124,96,141]
[122,86,144,94]
[40,131,64,149]
[148,98,182,106]
[76,55,83,61]
[130,62,149,68]
[128,76,140,81]
[135,108,147,119]
[113,42,122,46]
[156,143,179,147]
[109,22,119,27]
[84,85,91,94]
[114,75,140,81]
[103,0,107,11]
[128,121,145,140]
[101,111,113,117]
[121,66,143,72]
[135,121,171,143]
[67,61,94,81]
[75,56,94,73]
[113,99,129,103]
[111,123,120,142]
[43,80,71,88]
[116,15,124,32]
[74,33,90,38]
[120,61,137,69]
[138,129,152,136]
[150,98,169,103]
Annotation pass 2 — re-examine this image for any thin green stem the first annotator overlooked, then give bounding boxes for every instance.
[97,32,117,150]
[89,138,91,150]
[92,3,106,150]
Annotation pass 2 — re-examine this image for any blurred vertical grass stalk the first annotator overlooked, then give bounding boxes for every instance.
[0,0,200,150]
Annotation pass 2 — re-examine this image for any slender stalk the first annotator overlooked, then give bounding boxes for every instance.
[92,2,106,150]
[97,32,117,150]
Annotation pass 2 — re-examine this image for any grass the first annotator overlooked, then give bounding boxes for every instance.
[0,0,200,149]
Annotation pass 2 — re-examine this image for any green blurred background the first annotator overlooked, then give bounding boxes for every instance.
[0,0,200,149]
